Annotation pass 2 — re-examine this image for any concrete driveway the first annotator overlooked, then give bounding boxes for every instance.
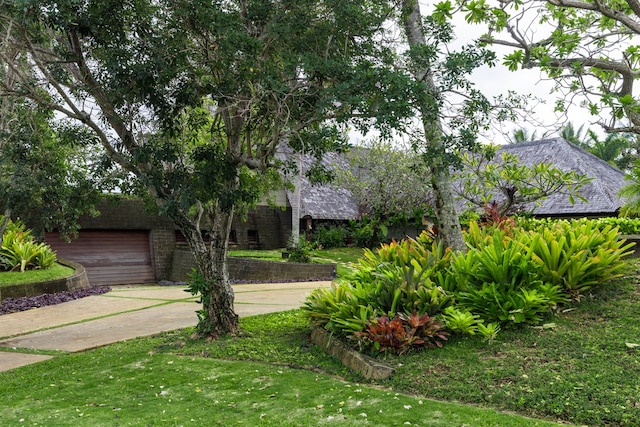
[0,281,330,372]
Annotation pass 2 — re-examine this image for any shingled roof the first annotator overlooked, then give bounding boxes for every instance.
[493,138,627,216]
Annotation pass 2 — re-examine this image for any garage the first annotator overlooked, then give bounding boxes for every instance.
[45,230,155,286]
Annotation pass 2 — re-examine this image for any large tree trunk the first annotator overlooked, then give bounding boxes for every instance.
[401,0,466,252]
[177,200,239,338]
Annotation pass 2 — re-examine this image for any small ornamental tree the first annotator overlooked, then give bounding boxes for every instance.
[454,145,592,216]
[334,139,432,246]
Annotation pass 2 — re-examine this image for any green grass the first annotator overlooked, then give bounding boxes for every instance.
[229,248,285,261]
[0,311,562,426]
[2,251,639,425]
[0,262,74,287]
[229,247,364,278]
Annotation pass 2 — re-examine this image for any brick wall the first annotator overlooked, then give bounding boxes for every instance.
[150,229,177,280]
[80,197,174,230]
[230,206,292,249]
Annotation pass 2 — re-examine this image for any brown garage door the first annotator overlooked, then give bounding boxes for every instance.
[45,230,155,286]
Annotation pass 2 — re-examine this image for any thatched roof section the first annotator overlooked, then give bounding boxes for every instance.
[278,149,360,221]
[495,138,627,216]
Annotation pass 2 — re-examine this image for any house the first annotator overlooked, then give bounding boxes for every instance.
[281,150,360,235]
[44,197,293,286]
[43,138,630,285]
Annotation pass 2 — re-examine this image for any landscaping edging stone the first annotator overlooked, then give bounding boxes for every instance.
[310,326,395,380]
[0,258,90,302]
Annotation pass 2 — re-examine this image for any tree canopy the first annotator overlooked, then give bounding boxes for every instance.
[454,145,592,216]
[0,0,426,337]
[454,0,640,135]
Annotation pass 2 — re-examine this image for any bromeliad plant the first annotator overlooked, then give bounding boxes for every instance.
[449,222,568,326]
[526,221,634,298]
[302,230,453,341]
[354,311,448,355]
[303,217,633,356]
[0,218,57,272]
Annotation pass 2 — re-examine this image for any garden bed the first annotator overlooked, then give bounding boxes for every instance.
[0,258,90,302]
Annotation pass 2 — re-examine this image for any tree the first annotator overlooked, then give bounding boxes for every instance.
[585,130,632,167]
[0,0,421,338]
[398,1,527,251]
[333,139,433,245]
[458,0,640,135]
[505,128,549,144]
[0,61,102,241]
[454,146,592,216]
[555,122,633,168]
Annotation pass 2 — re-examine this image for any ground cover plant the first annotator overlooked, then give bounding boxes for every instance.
[0,286,110,315]
[0,262,73,287]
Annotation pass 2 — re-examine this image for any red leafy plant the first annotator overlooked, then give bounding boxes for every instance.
[480,201,516,232]
[354,311,448,355]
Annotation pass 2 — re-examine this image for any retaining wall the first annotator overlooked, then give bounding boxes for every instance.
[0,258,90,302]
[170,246,336,282]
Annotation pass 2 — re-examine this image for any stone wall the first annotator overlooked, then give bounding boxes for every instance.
[150,228,177,280]
[80,197,175,230]
[231,207,292,249]
[170,246,335,282]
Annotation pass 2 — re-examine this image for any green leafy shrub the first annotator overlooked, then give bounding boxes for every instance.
[0,218,57,272]
[304,218,633,351]
[449,223,567,326]
[527,221,633,297]
[286,238,315,263]
[516,215,640,235]
[354,311,448,355]
[348,217,388,248]
[442,306,500,342]
[303,282,376,336]
[302,231,453,341]
[312,223,349,248]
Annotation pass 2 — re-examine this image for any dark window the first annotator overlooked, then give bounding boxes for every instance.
[247,229,259,243]
[229,229,238,243]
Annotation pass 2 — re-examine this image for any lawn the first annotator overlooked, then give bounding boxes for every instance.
[0,262,74,287]
[1,251,638,426]
[0,313,562,426]
[229,246,364,278]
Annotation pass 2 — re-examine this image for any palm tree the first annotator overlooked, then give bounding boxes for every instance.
[505,128,549,144]
[619,162,640,216]
[559,122,590,148]
[586,130,629,166]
